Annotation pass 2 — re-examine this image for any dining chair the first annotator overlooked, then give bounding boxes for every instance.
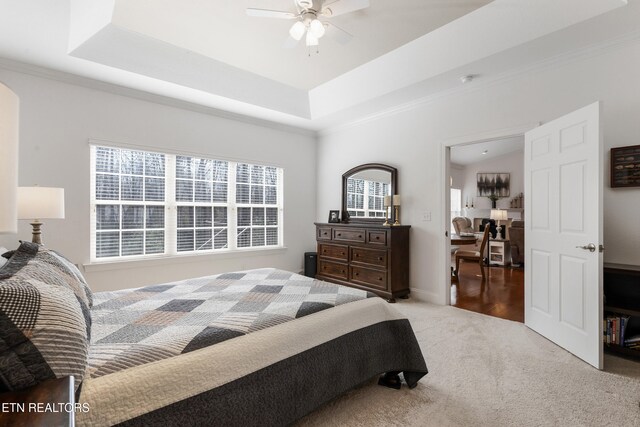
[454,227,490,279]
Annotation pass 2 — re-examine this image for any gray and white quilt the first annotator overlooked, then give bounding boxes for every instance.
[88,268,375,378]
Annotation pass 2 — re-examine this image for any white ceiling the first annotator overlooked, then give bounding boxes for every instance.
[450,136,524,166]
[0,0,636,131]
[115,0,492,90]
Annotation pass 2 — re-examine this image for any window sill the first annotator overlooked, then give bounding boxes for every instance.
[83,246,288,273]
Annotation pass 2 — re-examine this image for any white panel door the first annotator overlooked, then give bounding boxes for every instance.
[524,102,603,369]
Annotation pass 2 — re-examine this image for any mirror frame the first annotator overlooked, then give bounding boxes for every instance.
[341,163,398,224]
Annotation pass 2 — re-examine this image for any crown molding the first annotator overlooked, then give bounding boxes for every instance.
[0,57,318,138]
[318,29,640,137]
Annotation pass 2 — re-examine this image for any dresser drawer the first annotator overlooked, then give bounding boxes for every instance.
[351,247,387,268]
[317,226,332,240]
[333,228,366,243]
[367,230,388,246]
[318,259,348,280]
[350,266,388,291]
[319,243,348,261]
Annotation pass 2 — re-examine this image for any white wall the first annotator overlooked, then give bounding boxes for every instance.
[317,38,640,304]
[458,150,524,221]
[0,68,317,291]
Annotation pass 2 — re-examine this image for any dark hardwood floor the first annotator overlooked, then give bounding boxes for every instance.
[451,261,524,323]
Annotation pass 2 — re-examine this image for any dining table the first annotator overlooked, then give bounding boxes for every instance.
[451,234,477,246]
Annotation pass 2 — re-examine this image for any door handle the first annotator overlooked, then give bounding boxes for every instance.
[576,243,596,252]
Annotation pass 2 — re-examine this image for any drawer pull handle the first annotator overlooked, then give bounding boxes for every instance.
[358,235,362,238]
[378,277,383,281]
[337,233,342,236]
[342,270,345,274]
[378,257,383,261]
[375,236,380,240]
[356,253,360,257]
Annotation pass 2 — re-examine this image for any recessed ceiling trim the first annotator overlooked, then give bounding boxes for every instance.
[309,0,627,118]
[0,57,317,137]
[69,24,311,119]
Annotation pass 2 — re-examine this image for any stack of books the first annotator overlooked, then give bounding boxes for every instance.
[602,315,640,350]
[625,335,640,350]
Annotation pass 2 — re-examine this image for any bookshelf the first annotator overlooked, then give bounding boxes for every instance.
[603,263,640,359]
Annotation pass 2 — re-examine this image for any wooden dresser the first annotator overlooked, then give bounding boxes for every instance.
[314,222,410,302]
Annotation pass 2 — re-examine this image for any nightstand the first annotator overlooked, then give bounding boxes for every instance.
[0,376,75,427]
[489,240,511,266]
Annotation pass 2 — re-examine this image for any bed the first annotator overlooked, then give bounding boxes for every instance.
[0,242,428,426]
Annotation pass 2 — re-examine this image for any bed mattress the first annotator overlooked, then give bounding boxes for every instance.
[78,268,427,426]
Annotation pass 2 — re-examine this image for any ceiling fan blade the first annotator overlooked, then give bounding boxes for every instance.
[246,8,296,19]
[324,22,353,45]
[283,35,301,49]
[322,0,370,17]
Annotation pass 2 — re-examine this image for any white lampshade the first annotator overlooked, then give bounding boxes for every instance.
[289,21,306,41]
[383,195,392,207]
[490,209,508,221]
[0,83,19,234]
[305,31,319,46]
[309,19,325,38]
[18,187,65,220]
[392,195,401,206]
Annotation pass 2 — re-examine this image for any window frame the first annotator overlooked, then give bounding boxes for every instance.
[89,144,284,262]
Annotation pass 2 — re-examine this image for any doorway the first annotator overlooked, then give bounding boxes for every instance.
[441,103,604,369]
[445,134,526,322]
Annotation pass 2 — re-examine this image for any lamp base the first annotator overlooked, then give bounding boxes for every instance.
[30,220,43,245]
[392,206,401,226]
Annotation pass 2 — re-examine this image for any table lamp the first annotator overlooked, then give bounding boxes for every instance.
[383,195,391,226]
[490,209,508,239]
[17,187,65,245]
[392,195,401,226]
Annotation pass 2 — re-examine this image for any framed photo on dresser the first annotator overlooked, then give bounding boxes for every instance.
[328,210,340,223]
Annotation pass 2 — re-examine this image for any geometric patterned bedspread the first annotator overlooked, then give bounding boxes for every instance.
[88,268,375,378]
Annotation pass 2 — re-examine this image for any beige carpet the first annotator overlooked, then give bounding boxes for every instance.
[297,301,640,427]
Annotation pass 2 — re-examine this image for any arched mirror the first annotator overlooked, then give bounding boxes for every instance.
[341,163,397,224]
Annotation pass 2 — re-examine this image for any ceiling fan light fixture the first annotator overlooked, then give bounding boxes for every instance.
[289,21,306,41]
[305,31,319,47]
[309,19,326,38]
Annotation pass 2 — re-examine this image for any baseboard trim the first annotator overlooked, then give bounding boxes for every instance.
[409,288,443,305]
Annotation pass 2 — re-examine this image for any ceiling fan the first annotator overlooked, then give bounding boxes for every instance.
[246,0,370,49]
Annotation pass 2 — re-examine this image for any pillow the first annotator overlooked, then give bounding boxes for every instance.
[0,242,91,391]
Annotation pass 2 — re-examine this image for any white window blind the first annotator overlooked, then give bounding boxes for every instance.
[347,178,389,218]
[235,163,280,248]
[175,156,229,252]
[90,145,283,261]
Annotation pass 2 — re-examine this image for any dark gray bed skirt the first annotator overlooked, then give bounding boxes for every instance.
[116,319,428,426]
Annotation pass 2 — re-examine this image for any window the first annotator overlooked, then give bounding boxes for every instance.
[175,156,229,252]
[346,178,389,218]
[235,163,280,248]
[450,188,462,233]
[90,145,283,261]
